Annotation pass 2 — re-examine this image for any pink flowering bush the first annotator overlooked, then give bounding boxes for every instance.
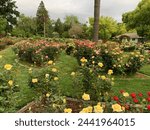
[13,40,63,66]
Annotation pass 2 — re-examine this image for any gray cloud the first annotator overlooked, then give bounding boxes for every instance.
[15,0,141,22]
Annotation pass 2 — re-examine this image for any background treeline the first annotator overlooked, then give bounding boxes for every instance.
[1,0,150,40]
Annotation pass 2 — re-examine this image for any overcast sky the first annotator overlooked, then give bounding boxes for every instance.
[15,0,141,23]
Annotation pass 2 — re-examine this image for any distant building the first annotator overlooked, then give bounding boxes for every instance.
[115,33,143,43]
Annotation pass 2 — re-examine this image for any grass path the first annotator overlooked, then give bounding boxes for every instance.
[55,52,79,97]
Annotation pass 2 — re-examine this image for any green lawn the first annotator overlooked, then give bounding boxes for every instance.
[139,65,150,76]
[0,47,150,112]
[55,52,79,98]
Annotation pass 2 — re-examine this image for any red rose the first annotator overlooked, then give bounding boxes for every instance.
[113,96,119,101]
[130,93,136,98]
[148,92,150,96]
[138,93,143,97]
[147,105,150,110]
[120,90,125,94]
[147,97,150,102]
[133,98,139,103]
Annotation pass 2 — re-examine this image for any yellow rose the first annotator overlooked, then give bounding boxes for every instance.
[80,57,87,63]
[46,93,51,98]
[64,108,72,113]
[79,108,89,113]
[52,68,57,72]
[82,93,90,101]
[54,77,59,81]
[71,72,75,76]
[108,69,113,75]
[32,78,38,83]
[112,104,122,112]
[0,55,2,58]
[87,106,93,113]
[48,60,53,65]
[94,104,103,113]
[101,75,106,80]
[98,62,104,67]
[4,64,12,70]
[8,80,13,86]
[123,92,129,97]
[92,61,95,64]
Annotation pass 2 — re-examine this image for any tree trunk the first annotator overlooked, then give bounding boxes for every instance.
[93,0,100,42]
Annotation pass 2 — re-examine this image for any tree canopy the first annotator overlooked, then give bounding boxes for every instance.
[36,1,49,37]
[89,16,126,40]
[122,0,150,38]
[0,0,19,33]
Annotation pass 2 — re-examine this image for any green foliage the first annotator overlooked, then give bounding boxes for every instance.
[122,0,150,38]
[36,1,49,36]
[64,15,79,31]
[0,66,19,112]
[12,14,37,37]
[68,24,83,38]
[54,18,64,37]
[0,0,19,32]
[89,16,127,40]
[75,45,94,65]
[75,64,113,101]
[0,17,7,36]
[125,52,145,74]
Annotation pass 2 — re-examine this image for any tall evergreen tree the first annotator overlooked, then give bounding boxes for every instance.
[0,0,19,33]
[36,1,49,37]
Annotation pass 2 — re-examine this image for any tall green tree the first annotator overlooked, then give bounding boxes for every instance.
[93,0,101,42]
[0,0,19,33]
[54,18,64,37]
[64,15,79,31]
[122,0,150,38]
[36,1,49,37]
[12,14,37,37]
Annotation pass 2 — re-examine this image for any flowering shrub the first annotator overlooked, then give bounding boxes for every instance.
[71,57,114,101]
[74,41,146,75]
[65,90,150,113]
[125,51,145,74]
[144,42,150,50]
[111,91,150,113]
[28,62,67,112]
[0,64,19,112]
[13,40,63,66]
[74,40,96,65]
[120,42,136,52]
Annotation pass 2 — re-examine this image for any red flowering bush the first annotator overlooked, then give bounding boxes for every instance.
[112,91,150,112]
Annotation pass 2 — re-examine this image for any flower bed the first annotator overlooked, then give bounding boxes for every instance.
[13,40,65,66]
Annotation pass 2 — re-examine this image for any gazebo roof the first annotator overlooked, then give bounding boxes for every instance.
[116,33,142,39]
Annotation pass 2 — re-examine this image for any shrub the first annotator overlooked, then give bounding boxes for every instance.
[29,66,66,112]
[72,58,114,101]
[125,51,145,74]
[0,64,19,112]
[120,42,136,52]
[13,40,61,66]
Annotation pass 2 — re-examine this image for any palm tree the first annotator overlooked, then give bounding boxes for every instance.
[93,0,101,42]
